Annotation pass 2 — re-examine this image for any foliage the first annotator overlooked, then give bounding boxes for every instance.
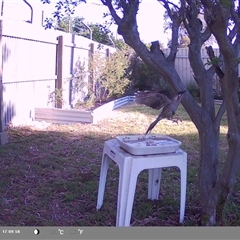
[67,45,131,109]
[70,59,88,107]
[47,40,157,109]
[114,38,130,50]
[56,16,116,47]
[111,42,167,92]
[48,88,65,107]
[186,82,200,101]
[56,16,85,33]
[88,49,131,103]
[128,53,168,91]
[48,60,88,109]
[41,0,117,47]
[41,0,86,28]
[89,23,115,46]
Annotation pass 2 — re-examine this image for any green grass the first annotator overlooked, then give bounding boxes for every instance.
[0,103,239,226]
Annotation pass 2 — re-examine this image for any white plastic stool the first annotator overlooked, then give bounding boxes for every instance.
[96,139,187,227]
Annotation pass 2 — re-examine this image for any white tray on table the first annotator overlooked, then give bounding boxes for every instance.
[116,134,182,156]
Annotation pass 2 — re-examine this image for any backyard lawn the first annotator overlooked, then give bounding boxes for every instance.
[0,102,239,226]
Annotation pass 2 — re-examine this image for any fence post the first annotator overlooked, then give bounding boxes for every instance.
[56,35,64,108]
[89,42,94,95]
[0,19,8,145]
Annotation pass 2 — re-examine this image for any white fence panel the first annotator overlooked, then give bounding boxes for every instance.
[1,19,115,127]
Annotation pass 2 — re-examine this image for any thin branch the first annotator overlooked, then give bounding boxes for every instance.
[205,46,224,79]
[159,0,174,21]
[229,25,238,42]
[158,0,180,11]
[101,0,122,25]
[158,0,184,63]
[205,45,226,123]
[214,100,226,127]
[185,0,203,37]
[182,14,191,34]
[167,16,180,63]
[201,26,212,44]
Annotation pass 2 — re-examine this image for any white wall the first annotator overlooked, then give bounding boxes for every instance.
[3,0,44,26]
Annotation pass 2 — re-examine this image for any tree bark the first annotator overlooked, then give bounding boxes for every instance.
[198,124,220,225]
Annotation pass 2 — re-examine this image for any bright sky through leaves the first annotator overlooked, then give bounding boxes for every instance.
[41,0,170,46]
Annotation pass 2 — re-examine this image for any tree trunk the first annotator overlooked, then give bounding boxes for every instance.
[205,67,240,225]
[197,120,220,225]
[198,44,240,224]
[201,141,240,225]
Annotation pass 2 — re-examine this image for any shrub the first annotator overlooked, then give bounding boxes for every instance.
[186,82,200,100]
[81,49,131,106]
[48,88,65,107]
[128,54,164,91]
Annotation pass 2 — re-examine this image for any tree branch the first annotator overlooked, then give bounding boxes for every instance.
[205,46,224,79]
[166,15,180,63]
[101,0,122,25]
[214,100,226,127]
[185,0,204,39]
[230,4,240,48]
[120,0,128,11]
[205,45,226,124]
[159,0,184,63]
[158,0,180,11]
[159,0,175,21]
[201,26,212,44]
[229,25,238,43]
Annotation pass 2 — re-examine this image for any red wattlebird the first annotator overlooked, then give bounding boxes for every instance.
[134,89,186,135]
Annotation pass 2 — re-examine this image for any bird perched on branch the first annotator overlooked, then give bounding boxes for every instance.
[134,89,186,135]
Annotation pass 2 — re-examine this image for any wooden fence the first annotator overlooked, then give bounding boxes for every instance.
[0,19,115,128]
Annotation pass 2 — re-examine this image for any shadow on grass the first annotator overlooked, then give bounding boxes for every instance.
[0,103,237,227]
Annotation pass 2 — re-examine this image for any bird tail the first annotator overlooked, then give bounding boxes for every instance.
[145,116,163,135]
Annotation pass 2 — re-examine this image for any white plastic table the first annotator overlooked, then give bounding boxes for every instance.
[96,139,187,227]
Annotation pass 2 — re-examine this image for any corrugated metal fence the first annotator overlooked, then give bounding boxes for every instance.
[35,95,136,124]
[1,19,115,127]
[164,48,221,88]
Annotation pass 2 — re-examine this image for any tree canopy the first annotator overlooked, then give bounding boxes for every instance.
[56,16,116,46]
